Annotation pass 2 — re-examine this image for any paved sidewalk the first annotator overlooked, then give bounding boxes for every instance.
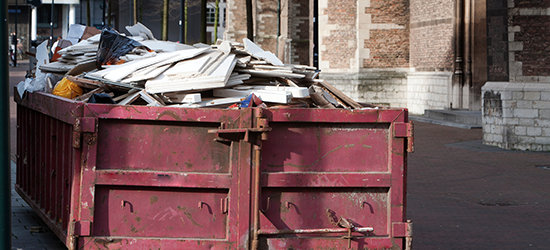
[408,122,550,250]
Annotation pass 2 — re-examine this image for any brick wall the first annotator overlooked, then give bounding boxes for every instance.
[255,0,279,52]
[225,0,248,42]
[486,0,509,81]
[409,0,454,71]
[364,0,409,69]
[489,0,550,82]
[364,30,409,68]
[319,0,357,70]
[482,82,550,151]
[509,14,550,80]
[287,0,311,65]
[322,30,357,69]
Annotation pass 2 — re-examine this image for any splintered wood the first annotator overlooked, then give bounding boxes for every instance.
[38,23,366,109]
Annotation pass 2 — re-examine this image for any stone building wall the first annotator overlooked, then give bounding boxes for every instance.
[483,82,550,151]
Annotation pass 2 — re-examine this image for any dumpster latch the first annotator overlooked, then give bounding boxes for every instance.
[208,120,271,142]
[393,121,414,153]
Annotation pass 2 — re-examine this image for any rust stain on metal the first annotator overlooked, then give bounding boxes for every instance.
[184,161,193,169]
[157,110,182,121]
[267,145,343,168]
[183,212,204,228]
[150,195,159,205]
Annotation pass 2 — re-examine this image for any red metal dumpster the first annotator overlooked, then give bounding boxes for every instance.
[15,90,413,250]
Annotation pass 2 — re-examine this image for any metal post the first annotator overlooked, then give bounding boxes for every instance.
[14,0,18,67]
[50,0,54,57]
[102,0,106,26]
[0,0,13,249]
[180,0,184,43]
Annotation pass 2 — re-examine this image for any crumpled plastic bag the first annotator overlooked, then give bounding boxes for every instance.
[52,77,83,99]
[97,27,149,66]
[17,73,63,99]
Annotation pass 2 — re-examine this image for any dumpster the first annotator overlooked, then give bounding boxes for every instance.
[15,90,413,250]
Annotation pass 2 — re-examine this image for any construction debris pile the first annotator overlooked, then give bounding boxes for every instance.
[18,23,368,110]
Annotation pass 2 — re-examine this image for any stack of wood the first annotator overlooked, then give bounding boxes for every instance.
[47,34,364,109]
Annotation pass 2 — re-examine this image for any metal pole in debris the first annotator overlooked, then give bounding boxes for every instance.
[0,0,13,248]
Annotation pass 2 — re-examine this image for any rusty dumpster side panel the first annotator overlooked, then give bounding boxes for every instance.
[255,109,411,249]
[15,92,84,248]
[16,91,412,250]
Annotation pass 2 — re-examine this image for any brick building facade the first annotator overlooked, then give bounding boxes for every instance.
[225,0,550,117]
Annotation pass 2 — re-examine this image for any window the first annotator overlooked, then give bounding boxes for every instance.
[37,4,59,28]
[207,7,216,24]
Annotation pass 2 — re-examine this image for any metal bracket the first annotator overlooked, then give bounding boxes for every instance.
[208,121,271,142]
[393,121,414,153]
[75,220,92,236]
[72,117,97,148]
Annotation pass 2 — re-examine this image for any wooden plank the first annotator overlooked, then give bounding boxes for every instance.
[112,89,140,102]
[74,88,105,102]
[65,75,102,89]
[315,80,362,109]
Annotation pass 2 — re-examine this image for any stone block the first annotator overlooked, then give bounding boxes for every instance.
[535,119,550,127]
[516,100,533,109]
[483,116,495,125]
[533,101,550,109]
[512,91,524,100]
[483,133,494,142]
[500,91,512,100]
[508,26,521,32]
[504,117,519,125]
[493,125,502,134]
[509,42,523,52]
[527,127,542,136]
[502,108,514,118]
[519,118,535,126]
[543,128,550,137]
[493,134,503,142]
[515,126,527,136]
[531,144,543,151]
[502,100,517,108]
[509,61,523,76]
[518,136,536,144]
[542,92,550,101]
[535,137,550,145]
[524,91,541,100]
[514,109,538,118]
